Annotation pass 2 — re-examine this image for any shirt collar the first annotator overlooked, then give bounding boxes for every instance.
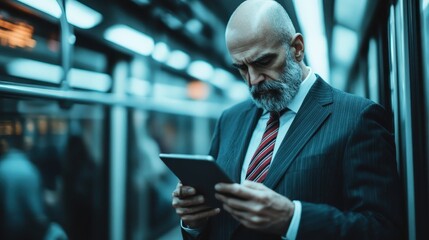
[287,67,317,114]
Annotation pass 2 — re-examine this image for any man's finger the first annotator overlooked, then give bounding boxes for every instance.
[173,185,196,198]
[172,195,204,208]
[242,180,266,190]
[176,205,217,216]
[181,208,220,222]
[215,182,263,199]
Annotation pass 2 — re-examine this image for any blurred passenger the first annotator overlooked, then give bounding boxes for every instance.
[62,134,95,240]
[128,111,178,239]
[0,139,67,240]
[171,0,404,239]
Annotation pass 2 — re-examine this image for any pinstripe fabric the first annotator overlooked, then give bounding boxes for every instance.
[183,77,404,240]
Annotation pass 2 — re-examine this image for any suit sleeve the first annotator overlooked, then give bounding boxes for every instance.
[297,103,405,240]
[208,112,223,159]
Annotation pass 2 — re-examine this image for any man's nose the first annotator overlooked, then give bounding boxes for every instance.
[247,67,265,86]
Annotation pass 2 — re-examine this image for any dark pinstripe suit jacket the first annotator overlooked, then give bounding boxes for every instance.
[183,77,404,240]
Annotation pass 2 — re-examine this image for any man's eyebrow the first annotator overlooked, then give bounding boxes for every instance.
[231,53,277,68]
[250,53,277,64]
[232,62,245,69]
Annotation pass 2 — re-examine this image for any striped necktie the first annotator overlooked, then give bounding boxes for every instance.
[246,112,281,182]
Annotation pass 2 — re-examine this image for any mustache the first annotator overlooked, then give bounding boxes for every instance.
[251,79,280,91]
[250,79,282,96]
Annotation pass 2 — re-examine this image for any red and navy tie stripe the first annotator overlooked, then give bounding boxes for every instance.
[246,112,281,182]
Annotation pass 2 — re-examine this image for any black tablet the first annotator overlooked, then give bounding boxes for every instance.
[159,153,234,208]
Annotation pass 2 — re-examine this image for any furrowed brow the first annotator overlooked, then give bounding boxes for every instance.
[250,53,277,64]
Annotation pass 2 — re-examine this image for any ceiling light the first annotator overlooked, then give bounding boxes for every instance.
[6,59,111,91]
[332,25,358,66]
[152,42,170,63]
[166,50,190,70]
[6,58,62,83]
[104,24,154,56]
[69,68,112,92]
[185,19,203,34]
[17,0,103,29]
[334,0,368,31]
[293,0,330,81]
[66,0,103,29]
[187,60,214,81]
[210,68,236,89]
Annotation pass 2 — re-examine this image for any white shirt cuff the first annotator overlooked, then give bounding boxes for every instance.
[282,200,302,240]
[181,220,203,238]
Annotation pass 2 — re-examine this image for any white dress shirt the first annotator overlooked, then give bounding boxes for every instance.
[240,68,316,239]
[183,68,318,239]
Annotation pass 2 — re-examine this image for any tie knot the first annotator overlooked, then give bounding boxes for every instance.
[269,109,287,121]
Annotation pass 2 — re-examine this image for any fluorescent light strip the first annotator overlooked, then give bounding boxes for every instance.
[332,25,358,66]
[166,50,190,70]
[152,42,170,63]
[104,24,155,56]
[293,0,330,81]
[6,59,62,83]
[128,77,151,96]
[210,68,235,89]
[69,68,112,92]
[17,0,102,29]
[66,0,103,29]
[334,0,368,31]
[187,60,214,81]
[6,59,112,92]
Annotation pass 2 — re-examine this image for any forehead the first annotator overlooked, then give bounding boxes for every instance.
[227,32,284,63]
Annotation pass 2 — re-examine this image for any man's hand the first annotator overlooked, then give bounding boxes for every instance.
[215,180,294,235]
[172,182,220,228]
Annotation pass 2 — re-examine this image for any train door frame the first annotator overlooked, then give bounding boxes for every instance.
[388,0,428,239]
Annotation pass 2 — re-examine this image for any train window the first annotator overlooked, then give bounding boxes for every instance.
[0,2,61,86]
[125,109,217,239]
[0,97,108,240]
[69,38,112,92]
[421,0,429,151]
[367,38,379,103]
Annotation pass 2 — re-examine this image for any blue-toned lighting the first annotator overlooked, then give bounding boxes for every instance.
[69,68,112,92]
[66,0,103,29]
[104,24,155,56]
[187,60,214,81]
[128,77,151,96]
[6,59,62,83]
[6,58,112,92]
[334,0,368,31]
[166,50,190,70]
[293,0,330,81]
[152,42,170,63]
[332,25,358,66]
[210,68,235,89]
[17,0,103,29]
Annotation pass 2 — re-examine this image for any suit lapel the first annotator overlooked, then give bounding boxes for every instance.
[220,104,262,183]
[216,103,262,236]
[264,78,333,190]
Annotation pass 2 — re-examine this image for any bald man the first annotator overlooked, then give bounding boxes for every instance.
[171,0,404,239]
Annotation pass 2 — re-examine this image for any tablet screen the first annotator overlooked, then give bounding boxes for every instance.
[159,153,234,208]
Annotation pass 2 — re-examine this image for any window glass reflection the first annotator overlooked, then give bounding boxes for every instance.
[0,98,107,240]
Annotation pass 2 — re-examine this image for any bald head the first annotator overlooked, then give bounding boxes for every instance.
[226,0,296,48]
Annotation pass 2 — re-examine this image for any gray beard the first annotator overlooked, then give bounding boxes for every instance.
[250,51,303,112]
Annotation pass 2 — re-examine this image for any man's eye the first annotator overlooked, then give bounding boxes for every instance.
[256,58,272,66]
[234,64,247,71]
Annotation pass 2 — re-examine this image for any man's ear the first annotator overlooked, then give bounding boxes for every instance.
[290,33,304,62]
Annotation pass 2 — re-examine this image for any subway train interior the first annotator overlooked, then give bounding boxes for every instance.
[0,0,428,239]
